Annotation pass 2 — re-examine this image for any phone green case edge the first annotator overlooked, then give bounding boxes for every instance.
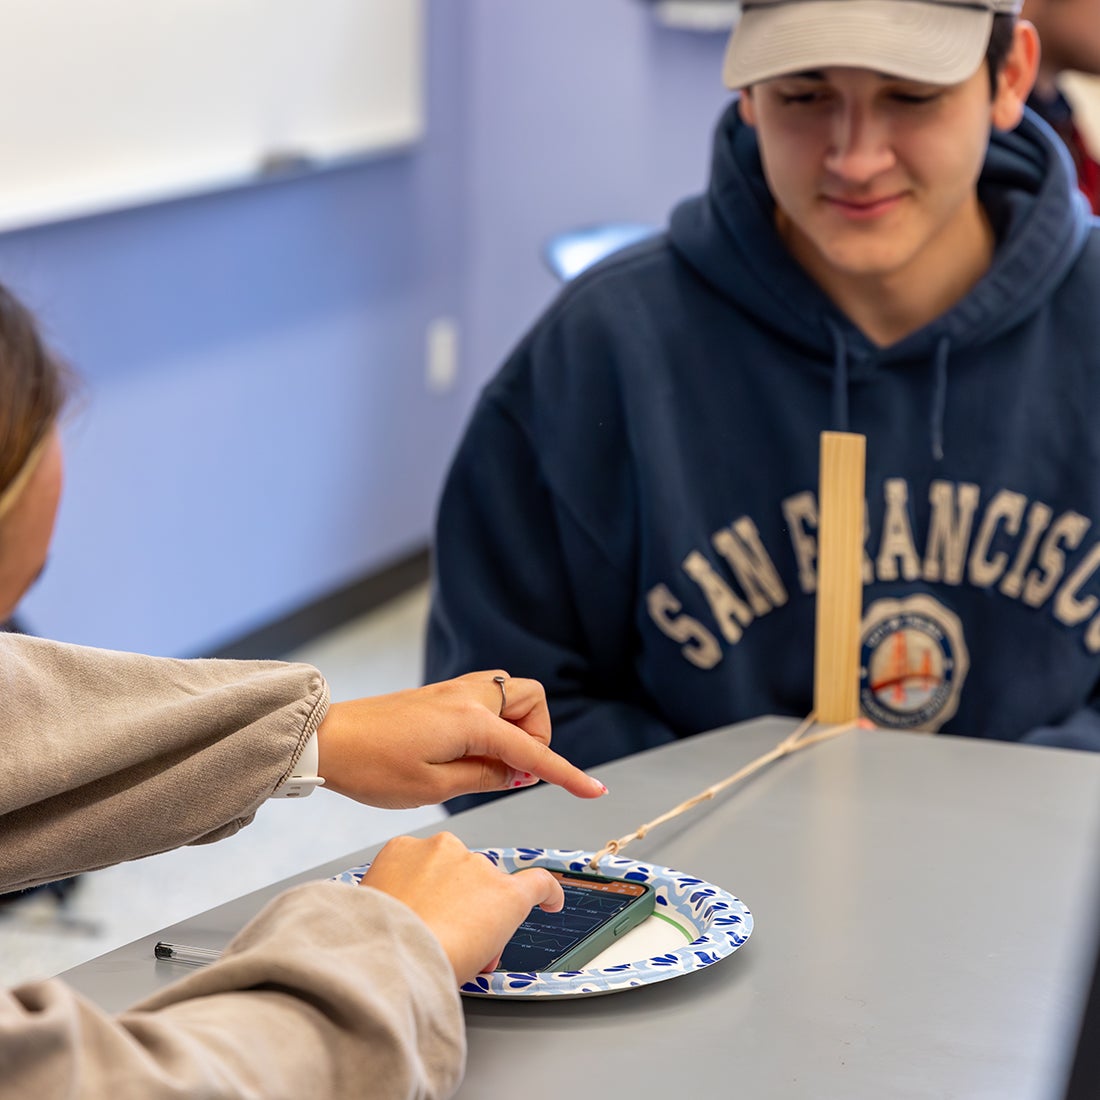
[546,882,657,971]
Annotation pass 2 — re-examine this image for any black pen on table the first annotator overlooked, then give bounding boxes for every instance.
[154,941,223,966]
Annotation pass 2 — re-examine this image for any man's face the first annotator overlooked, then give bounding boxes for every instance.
[1022,0,1100,78]
[0,427,63,621]
[739,64,1004,296]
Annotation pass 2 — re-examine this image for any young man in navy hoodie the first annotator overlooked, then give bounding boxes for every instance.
[428,0,1100,809]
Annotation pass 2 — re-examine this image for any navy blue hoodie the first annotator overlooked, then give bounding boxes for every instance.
[428,101,1100,807]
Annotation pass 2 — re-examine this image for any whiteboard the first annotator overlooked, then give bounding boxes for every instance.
[0,0,425,233]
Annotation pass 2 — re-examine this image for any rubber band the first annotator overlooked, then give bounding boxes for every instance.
[587,714,861,870]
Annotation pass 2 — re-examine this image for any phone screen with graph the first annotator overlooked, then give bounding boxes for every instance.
[496,870,655,972]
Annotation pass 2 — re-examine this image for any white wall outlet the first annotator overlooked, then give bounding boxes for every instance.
[425,316,460,394]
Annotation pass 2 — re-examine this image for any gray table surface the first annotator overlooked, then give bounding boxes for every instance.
[61,717,1100,1099]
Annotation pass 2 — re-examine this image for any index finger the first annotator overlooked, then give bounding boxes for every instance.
[485,723,607,799]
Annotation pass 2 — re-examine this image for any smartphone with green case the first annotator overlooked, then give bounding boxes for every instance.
[495,869,656,972]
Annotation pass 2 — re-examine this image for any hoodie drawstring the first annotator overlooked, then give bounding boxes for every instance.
[930,336,950,463]
[825,319,850,432]
[824,319,951,462]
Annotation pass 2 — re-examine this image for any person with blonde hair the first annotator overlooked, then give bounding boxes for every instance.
[0,284,68,625]
[0,282,606,1097]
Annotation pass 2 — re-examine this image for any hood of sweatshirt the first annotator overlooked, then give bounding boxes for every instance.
[668,101,1093,458]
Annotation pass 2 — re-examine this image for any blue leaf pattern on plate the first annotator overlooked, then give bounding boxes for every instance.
[334,847,753,1000]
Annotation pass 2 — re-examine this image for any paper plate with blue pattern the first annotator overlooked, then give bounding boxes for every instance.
[333,847,752,998]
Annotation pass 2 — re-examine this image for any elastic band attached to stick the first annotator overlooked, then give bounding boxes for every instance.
[587,714,859,870]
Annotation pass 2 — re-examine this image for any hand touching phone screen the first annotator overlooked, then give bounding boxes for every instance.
[496,870,655,972]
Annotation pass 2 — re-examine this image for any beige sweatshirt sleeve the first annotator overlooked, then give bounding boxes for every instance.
[0,632,329,893]
[0,880,467,1099]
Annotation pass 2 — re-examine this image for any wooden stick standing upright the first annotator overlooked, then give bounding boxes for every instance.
[813,431,866,724]
[586,431,870,870]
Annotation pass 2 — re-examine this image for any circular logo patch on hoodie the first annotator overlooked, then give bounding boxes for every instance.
[859,595,969,732]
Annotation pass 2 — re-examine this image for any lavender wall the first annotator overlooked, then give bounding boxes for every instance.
[0,1,730,656]
[460,0,730,396]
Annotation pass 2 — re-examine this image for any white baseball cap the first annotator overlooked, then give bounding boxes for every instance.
[723,0,1023,88]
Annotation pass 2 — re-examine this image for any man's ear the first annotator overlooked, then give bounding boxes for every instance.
[737,88,757,127]
[992,21,1040,130]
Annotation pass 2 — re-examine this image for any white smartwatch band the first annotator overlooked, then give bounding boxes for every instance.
[271,732,325,798]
